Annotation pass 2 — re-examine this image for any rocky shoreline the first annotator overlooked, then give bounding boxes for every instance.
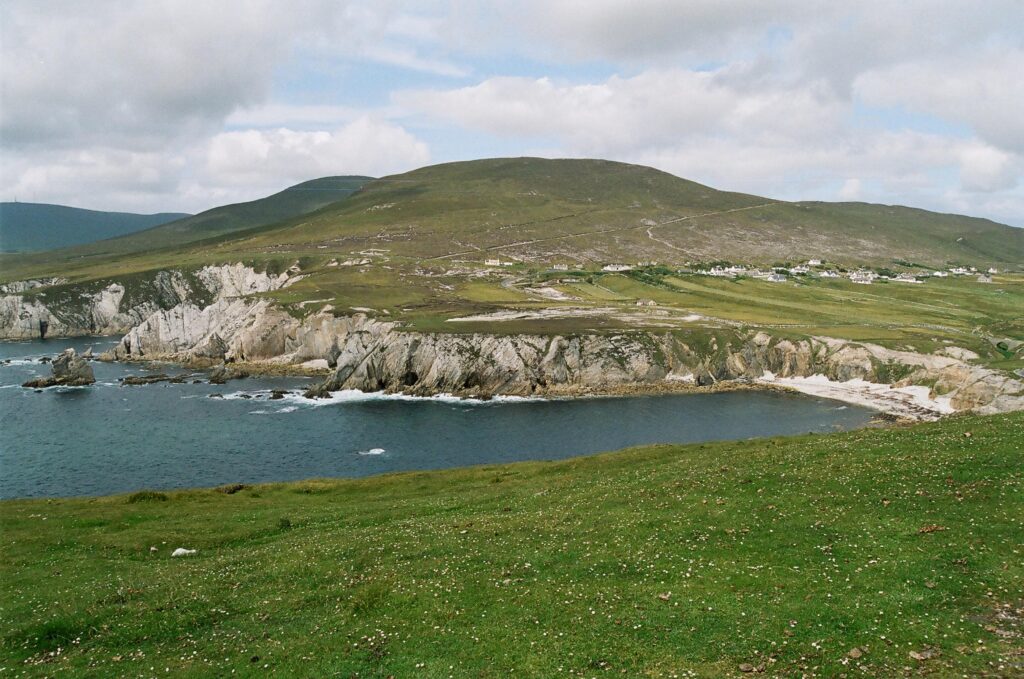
[5,263,1023,421]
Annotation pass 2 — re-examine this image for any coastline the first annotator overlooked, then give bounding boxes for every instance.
[5,332,989,423]
[99,353,932,422]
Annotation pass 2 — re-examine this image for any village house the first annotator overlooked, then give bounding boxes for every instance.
[807,259,823,266]
[766,272,787,283]
[988,267,998,274]
[932,271,949,277]
[635,299,657,306]
[484,258,501,266]
[949,266,970,275]
[789,265,810,274]
[893,273,923,283]
[552,263,569,271]
[818,270,840,278]
[850,271,875,284]
[977,274,993,283]
[602,264,633,272]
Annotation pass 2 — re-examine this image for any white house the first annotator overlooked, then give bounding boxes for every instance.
[893,273,922,284]
[818,270,840,278]
[635,299,657,306]
[602,264,633,272]
[552,263,569,271]
[988,267,998,274]
[766,273,787,283]
[850,271,874,284]
[977,274,993,283]
[949,267,970,275]
[932,271,949,278]
[485,258,501,266]
[789,265,810,274]
[807,259,823,266]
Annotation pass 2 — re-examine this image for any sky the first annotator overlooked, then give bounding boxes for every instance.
[1,1,1022,226]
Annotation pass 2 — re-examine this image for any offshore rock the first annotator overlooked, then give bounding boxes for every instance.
[22,348,95,388]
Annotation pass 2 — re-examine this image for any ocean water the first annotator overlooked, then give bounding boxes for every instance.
[0,337,876,499]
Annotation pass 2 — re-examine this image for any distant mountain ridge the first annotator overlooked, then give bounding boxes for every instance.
[2,176,373,261]
[0,202,190,252]
[1,159,1020,286]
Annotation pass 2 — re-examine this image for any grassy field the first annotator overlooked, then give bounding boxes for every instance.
[2,412,1022,676]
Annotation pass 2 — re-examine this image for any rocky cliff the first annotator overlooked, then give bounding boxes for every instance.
[108,292,1024,416]
[6,262,1021,416]
[0,264,290,340]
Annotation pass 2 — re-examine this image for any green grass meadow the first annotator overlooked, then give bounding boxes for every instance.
[2,413,1022,677]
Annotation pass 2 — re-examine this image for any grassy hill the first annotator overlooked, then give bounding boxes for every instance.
[0,202,190,252]
[2,412,1021,676]
[0,176,371,274]
[2,159,1021,367]
[225,157,1024,267]
[4,159,1020,284]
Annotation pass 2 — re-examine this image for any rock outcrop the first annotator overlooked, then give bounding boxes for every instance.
[108,295,1024,415]
[21,348,96,388]
[0,264,291,340]
[8,261,1021,416]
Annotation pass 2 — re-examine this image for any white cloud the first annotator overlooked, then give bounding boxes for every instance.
[838,179,863,201]
[397,69,843,155]
[958,145,1019,194]
[203,118,430,188]
[854,48,1024,154]
[1,0,1022,225]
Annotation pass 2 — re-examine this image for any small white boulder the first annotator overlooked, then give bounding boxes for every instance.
[171,548,197,557]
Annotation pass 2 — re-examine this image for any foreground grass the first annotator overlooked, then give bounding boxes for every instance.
[2,414,1022,677]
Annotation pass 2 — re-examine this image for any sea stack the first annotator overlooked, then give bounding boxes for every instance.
[21,348,96,388]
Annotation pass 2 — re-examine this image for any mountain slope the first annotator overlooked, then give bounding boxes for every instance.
[2,158,1021,290]
[0,176,372,274]
[0,203,190,252]
[232,157,1023,267]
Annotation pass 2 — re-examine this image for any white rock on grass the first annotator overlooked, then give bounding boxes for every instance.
[171,548,197,557]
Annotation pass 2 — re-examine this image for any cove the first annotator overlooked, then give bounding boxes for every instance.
[0,337,876,499]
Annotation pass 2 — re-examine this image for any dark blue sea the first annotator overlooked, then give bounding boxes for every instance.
[0,337,876,498]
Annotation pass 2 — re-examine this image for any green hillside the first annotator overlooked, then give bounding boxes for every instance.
[0,202,189,252]
[4,159,1021,283]
[2,412,1021,676]
[2,159,1022,366]
[0,176,371,273]
[227,158,1023,267]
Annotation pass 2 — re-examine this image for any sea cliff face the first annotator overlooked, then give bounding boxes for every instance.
[0,264,288,340]
[4,263,1022,416]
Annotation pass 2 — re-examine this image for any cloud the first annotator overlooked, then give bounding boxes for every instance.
[203,117,430,187]
[0,0,330,150]
[854,48,1024,155]
[1,0,1021,225]
[397,69,842,154]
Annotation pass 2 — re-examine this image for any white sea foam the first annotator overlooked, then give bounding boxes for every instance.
[357,448,386,456]
[217,388,543,408]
